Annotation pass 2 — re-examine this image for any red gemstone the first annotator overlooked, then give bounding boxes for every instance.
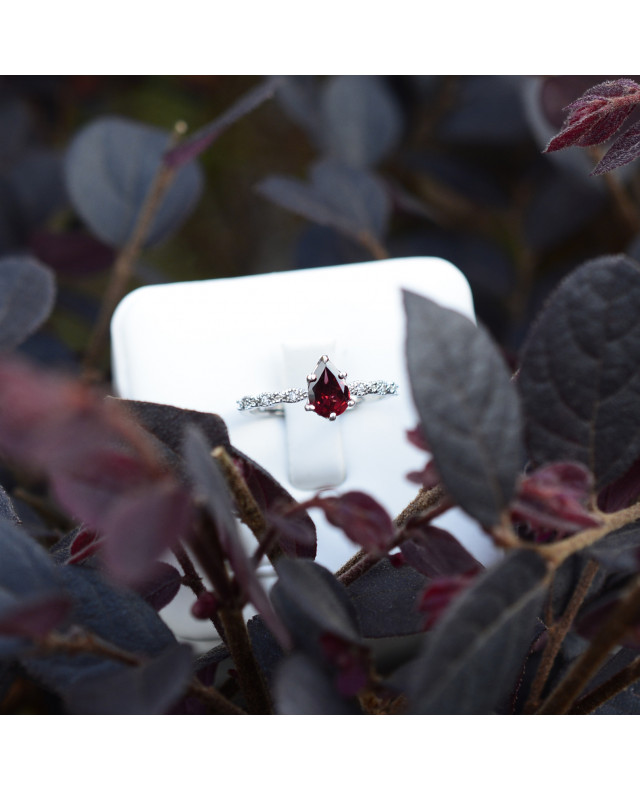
[308,358,350,419]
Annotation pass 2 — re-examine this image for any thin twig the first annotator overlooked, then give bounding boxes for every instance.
[335,485,450,586]
[536,574,640,714]
[188,511,272,714]
[38,630,245,715]
[524,559,599,714]
[212,446,283,566]
[172,543,225,640]
[357,231,389,261]
[536,500,640,568]
[570,654,640,715]
[82,121,187,380]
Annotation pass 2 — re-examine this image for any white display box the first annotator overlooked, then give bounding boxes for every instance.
[111,256,498,649]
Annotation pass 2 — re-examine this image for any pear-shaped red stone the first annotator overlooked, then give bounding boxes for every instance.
[308,358,350,419]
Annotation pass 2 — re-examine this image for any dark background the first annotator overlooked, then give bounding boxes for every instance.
[2,75,637,374]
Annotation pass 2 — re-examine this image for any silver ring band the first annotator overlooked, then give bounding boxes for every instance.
[237,355,398,421]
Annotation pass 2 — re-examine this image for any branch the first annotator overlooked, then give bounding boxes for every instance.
[570,654,640,715]
[38,629,245,715]
[524,559,599,713]
[212,446,283,566]
[536,574,640,714]
[82,121,187,380]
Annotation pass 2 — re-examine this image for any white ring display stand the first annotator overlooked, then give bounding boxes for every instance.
[111,256,499,650]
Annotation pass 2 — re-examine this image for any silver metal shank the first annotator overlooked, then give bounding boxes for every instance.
[237,380,399,414]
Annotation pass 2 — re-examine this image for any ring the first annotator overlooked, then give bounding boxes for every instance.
[237,355,398,421]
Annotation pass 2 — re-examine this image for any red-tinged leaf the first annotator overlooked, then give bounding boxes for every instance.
[98,479,194,586]
[406,424,430,452]
[0,592,72,639]
[232,451,316,559]
[418,570,480,629]
[400,524,483,578]
[319,632,369,696]
[68,528,102,564]
[406,458,441,488]
[592,119,640,174]
[0,357,193,583]
[131,561,182,612]
[544,79,640,153]
[598,455,640,513]
[181,425,292,650]
[117,399,317,560]
[511,462,601,539]
[163,77,282,169]
[303,491,395,554]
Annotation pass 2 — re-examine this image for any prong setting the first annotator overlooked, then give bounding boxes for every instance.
[338,370,347,379]
[305,403,316,412]
[329,412,337,421]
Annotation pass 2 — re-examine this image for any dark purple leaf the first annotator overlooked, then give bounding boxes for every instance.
[4,149,66,230]
[586,520,640,572]
[518,255,640,490]
[598,455,640,513]
[276,76,323,145]
[96,479,193,586]
[320,75,403,167]
[118,399,316,560]
[417,570,481,629]
[319,632,369,696]
[510,462,601,538]
[404,289,524,527]
[406,550,547,714]
[439,76,529,145]
[62,643,193,714]
[0,485,19,525]
[294,225,366,270]
[593,119,640,174]
[0,593,72,638]
[131,561,182,612]
[64,116,204,248]
[115,397,231,462]
[181,424,291,649]
[0,255,56,352]
[256,159,390,249]
[29,229,115,276]
[0,517,63,598]
[302,491,394,555]
[164,77,282,169]
[544,79,640,152]
[22,564,179,694]
[582,647,640,714]
[0,358,194,584]
[274,653,362,714]
[232,451,316,559]
[400,524,483,578]
[247,615,285,685]
[346,557,429,638]
[272,558,361,647]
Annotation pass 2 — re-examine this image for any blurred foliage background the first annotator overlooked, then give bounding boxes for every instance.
[2,74,639,376]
